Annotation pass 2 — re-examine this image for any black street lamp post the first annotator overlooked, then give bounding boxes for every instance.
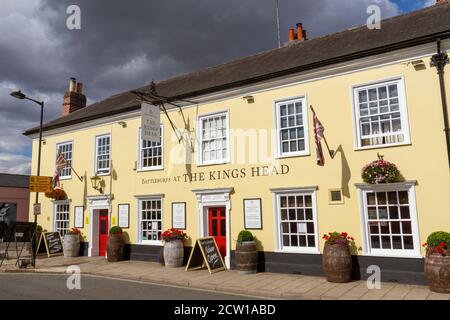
[10,90,44,266]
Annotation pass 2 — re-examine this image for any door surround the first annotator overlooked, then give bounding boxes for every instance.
[87,194,113,257]
[192,187,233,268]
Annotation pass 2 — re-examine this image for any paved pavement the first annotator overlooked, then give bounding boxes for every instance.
[0,273,257,300]
[1,256,449,300]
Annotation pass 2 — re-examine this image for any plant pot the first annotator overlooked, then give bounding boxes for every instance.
[63,234,80,257]
[425,250,450,293]
[163,240,184,267]
[322,242,352,283]
[106,234,125,262]
[235,241,258,274]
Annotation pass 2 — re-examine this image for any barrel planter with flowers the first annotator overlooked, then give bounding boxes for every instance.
[106,226,125,262]
[423,231,450,293]
[63,227,81,257]
[162,228,188,267]
[322,232,355,283]
[235,230,258,274]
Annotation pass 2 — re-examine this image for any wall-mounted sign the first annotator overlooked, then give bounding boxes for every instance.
[243,198,262,230]
[74,206,84,228]
[297,222,307,234]
[0,203,17,226]
[33,203,41,216]
[29,176,53,193]
[141,102,160,143]
[118,204,129,228]
[172,202,186,230]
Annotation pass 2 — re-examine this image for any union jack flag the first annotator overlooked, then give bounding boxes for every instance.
[313,113,325,166]
[52,152,67,189]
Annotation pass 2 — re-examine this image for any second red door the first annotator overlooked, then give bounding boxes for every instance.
[208,207,226,258]
[99,210,108,256]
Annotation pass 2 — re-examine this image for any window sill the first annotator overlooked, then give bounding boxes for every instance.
[275,248,320,255]
[95,172,110,177]
[60,176,72,181]
[354,141,411,151]
[139,241,163,246]
[275,152,310,160]
[136,167,164,172]
[363,251,422,259]
[197,160,231,167]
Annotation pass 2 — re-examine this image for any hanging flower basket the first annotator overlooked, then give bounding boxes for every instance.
[44,188,67,200]
[361,159,400,184]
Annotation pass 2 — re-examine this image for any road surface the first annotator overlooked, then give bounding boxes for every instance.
[0,273,259,300]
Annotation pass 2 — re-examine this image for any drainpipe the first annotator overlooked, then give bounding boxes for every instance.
[430,38,450,167]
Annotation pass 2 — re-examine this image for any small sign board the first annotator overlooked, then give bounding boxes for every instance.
[185,237,225,274]
[36,232,63,257]
[29,176,52,193]
[33,203,41,216]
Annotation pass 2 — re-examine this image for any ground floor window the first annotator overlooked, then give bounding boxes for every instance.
[358,182,420,257]
[54,202,70,237]
[139,198,163,244]
[274,188,318,252]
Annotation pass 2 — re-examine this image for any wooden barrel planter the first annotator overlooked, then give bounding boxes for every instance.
[425,250,450,293]
[106,234,125,262]
[235,241,258,274]
[322,243,352,283]
[63,234,80,257]
[163,240,184,267]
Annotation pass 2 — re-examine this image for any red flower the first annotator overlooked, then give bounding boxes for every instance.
[341,232,348,237]
[436,246,444,255]
[440,242,447,247]
[422,243,428,247]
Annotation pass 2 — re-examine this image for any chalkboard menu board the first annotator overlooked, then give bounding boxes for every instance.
[185,237,225,274]
[37,232,63,257]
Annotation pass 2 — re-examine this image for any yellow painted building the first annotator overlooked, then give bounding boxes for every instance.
[25,4,450,283]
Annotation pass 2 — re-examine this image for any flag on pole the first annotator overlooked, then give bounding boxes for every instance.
[313,113,325,166]
[52,153,67,188]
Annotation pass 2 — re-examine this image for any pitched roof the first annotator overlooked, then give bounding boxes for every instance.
[24,2,450,136]
[0,173,29,188]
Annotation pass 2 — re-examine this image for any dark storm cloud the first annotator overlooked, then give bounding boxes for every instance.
[0,0,398,173]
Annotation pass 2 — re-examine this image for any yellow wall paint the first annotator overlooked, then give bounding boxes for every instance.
[29,55,450,258]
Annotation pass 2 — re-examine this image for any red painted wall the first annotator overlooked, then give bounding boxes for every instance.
[0,186,30,222]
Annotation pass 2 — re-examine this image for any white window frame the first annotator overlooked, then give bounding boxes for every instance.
[351,77,411,150]
[274,96,310,158]
[55,141,73,179]
[137,196,164,245]
[356,181,421,258]
[272,187,319,254]
[137,125,164,171]
[53,201,70,237]
[196,110,230,165]
[94,133,111,176]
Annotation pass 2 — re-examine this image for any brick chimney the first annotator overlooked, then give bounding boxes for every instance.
[62,77,86,116]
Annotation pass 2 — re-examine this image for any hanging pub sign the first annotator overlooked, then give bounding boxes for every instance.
[141,102,160,143]
[185,237,225,274]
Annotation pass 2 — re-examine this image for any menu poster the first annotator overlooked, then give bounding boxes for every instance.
[172,202,186,230]
[243,198,262,230]
[118,204,129,228]
[74,206,84,228]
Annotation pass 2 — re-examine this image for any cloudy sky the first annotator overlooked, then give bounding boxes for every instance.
[0,0,436,174]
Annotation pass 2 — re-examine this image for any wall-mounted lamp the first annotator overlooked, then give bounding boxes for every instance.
[90,175,103,193]
[118,121,127,128]
[242,95,255,104]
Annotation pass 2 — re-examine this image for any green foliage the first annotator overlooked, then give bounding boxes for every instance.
[36,225,43,233]
[426,231,450,247]
[237,230,254,243]
[109,226,123,235]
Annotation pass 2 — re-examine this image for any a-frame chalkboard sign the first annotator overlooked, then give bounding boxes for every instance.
[36,232,63,257]
[185,237,225,274]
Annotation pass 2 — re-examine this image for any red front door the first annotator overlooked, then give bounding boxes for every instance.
[99,210,108,256]
[208,207,226,258]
